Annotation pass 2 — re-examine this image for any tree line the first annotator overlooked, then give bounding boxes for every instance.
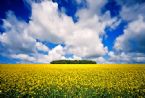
[50,60,96,64]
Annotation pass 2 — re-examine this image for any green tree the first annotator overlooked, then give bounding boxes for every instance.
[50,60,96,64]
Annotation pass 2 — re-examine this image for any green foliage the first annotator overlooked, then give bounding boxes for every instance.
[50,60,97,64]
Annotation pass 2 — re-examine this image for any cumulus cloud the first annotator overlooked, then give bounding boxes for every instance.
[120,3,145,21]
[116,0,145,7]
[0,1,107,63]
[0,12,37,55]
[1,0,144,63]
[108,51,145,63]
[27,0,112,58]
[112,15,145,63]
[114,0,145,21]
[83,0,107,16]
[103,0,145,63]
[66,29,108,57]
[10,45,65,63]
[29,1,74,43]
[11,54,35,63]
[35,42,49,52]
[0,13,68,63]
[114,16,145,53]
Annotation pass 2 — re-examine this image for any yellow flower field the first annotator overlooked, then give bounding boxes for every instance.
[0,64,145,98]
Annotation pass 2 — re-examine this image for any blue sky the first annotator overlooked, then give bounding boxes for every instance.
[0,0,145,63]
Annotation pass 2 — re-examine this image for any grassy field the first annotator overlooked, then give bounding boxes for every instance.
[0,64,145,98]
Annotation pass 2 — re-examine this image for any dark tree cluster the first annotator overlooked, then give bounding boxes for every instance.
[50,60,97,64]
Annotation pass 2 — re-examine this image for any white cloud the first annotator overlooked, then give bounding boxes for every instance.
[10,45,65,63]
[115,0,145,22]
[47,45,65,61]
[112,15,145,63]
[11,54,35,63]
[33,45,66,63]
[0,0,123,63]
[0,12,37,54]
[95,57,107,64]
[28,0,112,58]
[29,1,74,43]
[101,0,145,63]
[36,42,49,52]
[0,11,50,62]
[66,29,108,57]
[120,4,145,21]
[114,16,145,53]
[85,0,107,15]
[108,51,145,63]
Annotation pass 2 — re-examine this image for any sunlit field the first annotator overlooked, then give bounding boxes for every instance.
[0,64,145,98]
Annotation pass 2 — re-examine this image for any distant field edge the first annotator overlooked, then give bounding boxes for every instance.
[0,64,145,65]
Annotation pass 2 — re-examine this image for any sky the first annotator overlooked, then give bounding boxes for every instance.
[0,0,145,63]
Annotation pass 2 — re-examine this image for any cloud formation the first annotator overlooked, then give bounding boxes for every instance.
[115,16,145,53]
[110,0,145,63]
[0,0,109,63]
[0,0,145,63]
